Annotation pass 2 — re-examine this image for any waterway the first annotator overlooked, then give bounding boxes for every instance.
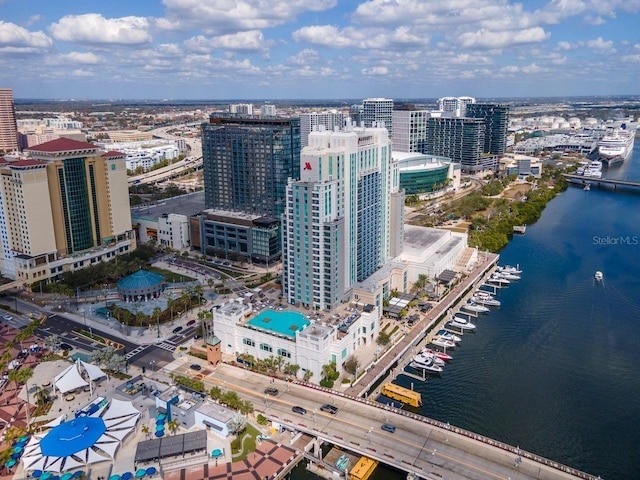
[289,141,640,480]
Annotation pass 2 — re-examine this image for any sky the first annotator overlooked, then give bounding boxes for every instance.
[1,0,639,100]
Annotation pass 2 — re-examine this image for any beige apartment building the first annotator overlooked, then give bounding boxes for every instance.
[0,88,18,153]
[0,138,135,283]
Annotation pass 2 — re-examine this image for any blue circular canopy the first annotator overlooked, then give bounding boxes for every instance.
[40,417,107,457]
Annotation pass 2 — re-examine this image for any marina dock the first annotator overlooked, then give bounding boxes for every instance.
[345,252,500,399]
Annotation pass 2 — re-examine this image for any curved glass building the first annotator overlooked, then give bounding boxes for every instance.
[395,152,456,195]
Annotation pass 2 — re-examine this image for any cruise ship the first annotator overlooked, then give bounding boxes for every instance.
[598,128,635,165]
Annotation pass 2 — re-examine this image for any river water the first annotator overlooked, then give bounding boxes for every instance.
[290,141,640,480]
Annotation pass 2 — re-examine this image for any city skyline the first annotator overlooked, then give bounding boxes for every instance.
[0,1,639,100]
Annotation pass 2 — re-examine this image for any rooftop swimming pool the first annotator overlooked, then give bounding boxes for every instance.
[246,309,310,337]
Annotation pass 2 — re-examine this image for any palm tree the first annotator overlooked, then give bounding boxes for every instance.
[34,385,50,408]
[167,418,179,436]
[141,424,150,439]
[8,366,33,426]
[303,370,313,382]
[152,307,162,337]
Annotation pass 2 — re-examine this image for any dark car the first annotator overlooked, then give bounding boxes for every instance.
[320,404,338,415]
[186,320,196,326]
[60,343,73,351]
[172,326,183,334]
[264,387,279,396]
[381,423,396,433]
[189,364,202,371]
[292,406,307,415]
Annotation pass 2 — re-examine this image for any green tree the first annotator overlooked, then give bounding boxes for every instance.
[167,418,179,436]
[377,331,391,346]
[8,367,33,425]
[303,370,313,382]
[344,356,360,375]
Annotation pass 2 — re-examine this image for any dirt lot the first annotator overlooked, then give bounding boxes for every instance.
[502,182,532,199]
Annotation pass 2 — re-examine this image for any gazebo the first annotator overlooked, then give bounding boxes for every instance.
[117,270,165,302]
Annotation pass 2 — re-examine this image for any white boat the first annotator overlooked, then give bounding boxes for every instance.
[487,274,510,286]
[410,356,443,373]
[449,316,476,330]
[413,352,445,367]
[583,183,591,191]
[472,294,501,307]
[431,336,456,349]
[497,265,522,274]
[595,271,603,281]
[437,329,462,342]
[462,302,490,314]
[598,128,635,165]
[497,271,520,281]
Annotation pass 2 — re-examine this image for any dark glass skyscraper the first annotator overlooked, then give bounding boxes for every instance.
[201,116,300,217]
[425,117,485,172]
[466,103,509,155]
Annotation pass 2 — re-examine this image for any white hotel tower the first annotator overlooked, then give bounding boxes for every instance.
[282,124,404,311]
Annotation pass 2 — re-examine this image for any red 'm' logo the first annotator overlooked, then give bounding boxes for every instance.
[303,162,312,171]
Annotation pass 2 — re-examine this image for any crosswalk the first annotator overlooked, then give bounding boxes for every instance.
[125,340,177,360]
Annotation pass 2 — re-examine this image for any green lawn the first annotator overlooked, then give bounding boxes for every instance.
[147,266,195,283]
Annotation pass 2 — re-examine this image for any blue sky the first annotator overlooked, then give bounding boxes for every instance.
[1,0,639,100]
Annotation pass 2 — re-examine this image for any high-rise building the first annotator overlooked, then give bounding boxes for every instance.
[425,116,485,172]
[466,103,509,155]
[229,103,254,115]
[392,105,430,153]
[437,96,476,117]
[282,125,403,311]
[0,88,18,153]
[362,98,394,138]
[201,116,300,218]
[261,104,277,117]
[0,138,135,281]
[299,111,344,148]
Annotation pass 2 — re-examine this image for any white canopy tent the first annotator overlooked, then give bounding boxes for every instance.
[53,359,108,397]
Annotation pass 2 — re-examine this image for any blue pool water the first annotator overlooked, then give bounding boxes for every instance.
[247,309,310,337]
[40,417,107,456]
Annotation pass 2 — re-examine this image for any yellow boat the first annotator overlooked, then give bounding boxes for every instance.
[380,383,422,407]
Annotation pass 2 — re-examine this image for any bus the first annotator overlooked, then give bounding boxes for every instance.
[380,382,422,407]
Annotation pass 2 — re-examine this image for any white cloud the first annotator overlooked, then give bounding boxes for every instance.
[57,52,105,64]
[184,31,272,53]
[521,63,547,74]
[287,49,321,66]
[587,36,615,52]
[361,66,388,75]
[501,65,520,73]
[459,27,549,49]
[293,25,427,49]
[50,14,152,45]
[26,15,42,26]
[557,41,573,50]
[0,21,52,52]
[158,0,337,34]
[71,69,95,77]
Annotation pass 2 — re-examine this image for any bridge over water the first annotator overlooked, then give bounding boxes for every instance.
[563,173,640,190]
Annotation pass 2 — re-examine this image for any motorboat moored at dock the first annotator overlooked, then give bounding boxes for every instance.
[449,316,476,330]
[595,271,603,281]
[431,336,456,349]
[410,356,444,373]
[497,271,520,281]
[437,329,462,343]
[497,265,522,274]
[486,274,510,286]
[461,301,490,313]
[422,348,453,361]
